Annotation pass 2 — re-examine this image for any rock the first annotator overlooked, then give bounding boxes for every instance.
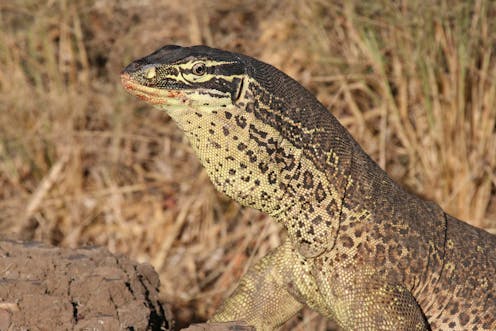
[0,240,171,331]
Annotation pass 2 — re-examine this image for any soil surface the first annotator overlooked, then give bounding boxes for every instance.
[181,322,255,331]
[0,239,171,331]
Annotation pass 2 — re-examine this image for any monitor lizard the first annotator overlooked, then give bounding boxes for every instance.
[121,45,496,331]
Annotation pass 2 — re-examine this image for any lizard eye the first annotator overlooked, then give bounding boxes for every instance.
[192,62,206,76]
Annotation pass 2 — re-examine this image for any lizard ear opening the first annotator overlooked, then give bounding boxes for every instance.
[233,77,245,103]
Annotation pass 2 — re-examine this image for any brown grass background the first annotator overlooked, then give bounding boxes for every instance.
[1,1,495,330]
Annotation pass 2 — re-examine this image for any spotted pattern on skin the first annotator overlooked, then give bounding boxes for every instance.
[175,97,346,258]
[122,45,496,331]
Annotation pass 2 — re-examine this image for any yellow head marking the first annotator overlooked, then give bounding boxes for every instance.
[145,66,156,79]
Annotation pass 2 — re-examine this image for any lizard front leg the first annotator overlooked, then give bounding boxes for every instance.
[209,241,303,331]
[333,283,430,330]
[313,259,430,331]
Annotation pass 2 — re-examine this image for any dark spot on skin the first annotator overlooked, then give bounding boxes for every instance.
[388,245,400,264]
[341,235,354,248]
[302,202,314,212]
[450,302,459,315]
[254,179,260,186]
[249,124,268,139]
[224,111,232,119]
[222,126,229,136]
[292,166,301,180]
[302,170,314,189]
[448,322,456,328]
[325,200,337,218]
[235,115,247,128]
[315,182,327,203]
[229,169,236,175]
[375,244,386,265]
[195,112,202,117]
[370,225,382,240]
[459,313,470,326]
[268,171,277,184]
[210,140,221,149]
[246,102,255,113]
[240,163,247,169]
[209,129,214,135]
[258,162,269,174]
[237,142,247,151]
[312,216,322,225]
[260,90,271,105]
[246,150,257,163]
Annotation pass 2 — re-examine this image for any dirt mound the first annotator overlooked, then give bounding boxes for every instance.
[0,240,171,331]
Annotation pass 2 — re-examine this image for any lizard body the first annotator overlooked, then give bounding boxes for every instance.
[121,45,496,331]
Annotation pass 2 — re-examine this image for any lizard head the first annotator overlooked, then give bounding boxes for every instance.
[121,45,292,215]
[121,45,246,121]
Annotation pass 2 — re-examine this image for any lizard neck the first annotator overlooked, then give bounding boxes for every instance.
[239,60,360,256]
[242,57,445,260]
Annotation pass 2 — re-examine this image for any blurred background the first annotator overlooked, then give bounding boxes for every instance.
[0,1,495,330]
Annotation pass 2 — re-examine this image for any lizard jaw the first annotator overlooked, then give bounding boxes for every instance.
[120,73,186,106]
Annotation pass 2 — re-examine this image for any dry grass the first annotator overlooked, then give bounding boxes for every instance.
[0,1,495,330]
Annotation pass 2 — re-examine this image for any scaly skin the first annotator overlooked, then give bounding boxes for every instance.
[121,45,496,331]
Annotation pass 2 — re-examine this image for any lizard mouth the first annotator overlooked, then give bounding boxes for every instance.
[120,73,186,106]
